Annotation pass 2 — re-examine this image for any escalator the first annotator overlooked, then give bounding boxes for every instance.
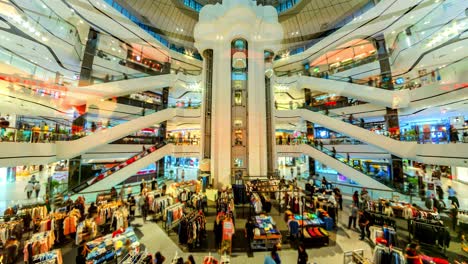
[56,108,180,159]
[69,142,173,194]
[276,143,392,190]
[68,72,202,102]
[276,108,468,166]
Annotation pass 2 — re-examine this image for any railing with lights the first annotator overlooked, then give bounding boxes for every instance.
[388,0,466,66]
[275,0,465,78]
[5,0,84,59]
[101,0,202,60]
[276,0,377,59]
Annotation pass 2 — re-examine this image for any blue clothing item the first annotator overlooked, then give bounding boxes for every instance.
[448,188,456,197]
[289,220,299,236]
[264,256,276,264]
[272,252,281,264]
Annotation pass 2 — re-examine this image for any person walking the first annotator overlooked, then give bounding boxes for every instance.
[319,140,323,151]
[151,177,157,191]
[358,211,369,240]
[297,243,308,264]
[448,186,460,208]
[139,195,148,223]
[25,181,34,199]
[331,147,337,158]
[450,201,458,231]
[348,204,358,229]
[352,191,359,207]
[128,195,136,219]
[34,182,41,198]
[187,255,195,264]
[245,219,255,252]
[450,125,459,143]
[120,185,126,200]
[154,252,165,264]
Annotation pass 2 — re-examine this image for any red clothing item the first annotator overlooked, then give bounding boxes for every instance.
[112,228,125,238]
[222,219,234,241]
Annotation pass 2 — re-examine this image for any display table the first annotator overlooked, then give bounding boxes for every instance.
[85,227,139,264]
[251,215,282,250]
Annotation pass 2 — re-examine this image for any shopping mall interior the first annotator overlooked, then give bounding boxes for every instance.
[0,0,467,263]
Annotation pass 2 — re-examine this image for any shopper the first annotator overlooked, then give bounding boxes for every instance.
[331,147,336,158]
[181,169,185,182]
[110,187,118,200]
[358,211,369,240]
[127,185,133,197]
[88,202,98,217]
[187,255,195,264]
[245,219,255,252]
[271,244,281,264]
[360,118,365,128]
[154,252,165,264]
[352,191,359,207]
[34,182,41,198]
[405,242,422,264]
[319,140,323,150]
[297,243,308,264]
[139,195,148,223]
[140,179,146,194]
[334,188,343,210]
[128,195,136,219]
[120,185,126,200]
[448,186,460,208]
[348,204,358,229]
[450,201,459,231]
[151,177,157,190]
[25,181,34,199]
[450,125,459,143]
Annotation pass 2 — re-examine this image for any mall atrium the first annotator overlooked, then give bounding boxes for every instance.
[0,0,467,263]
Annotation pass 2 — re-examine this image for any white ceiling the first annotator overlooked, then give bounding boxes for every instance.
[121,0,369,51]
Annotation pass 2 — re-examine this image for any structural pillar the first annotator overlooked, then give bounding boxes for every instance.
[78,28,99,86]
[375,33,404,186]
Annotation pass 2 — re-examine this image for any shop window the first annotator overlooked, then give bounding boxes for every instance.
[234,120,243,127]
[234,158,243,167]
[234,130,243,145]
[234,91,242,105]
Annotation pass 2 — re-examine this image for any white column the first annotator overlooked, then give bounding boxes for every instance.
[211,42,232,188]
[247,44,268,176]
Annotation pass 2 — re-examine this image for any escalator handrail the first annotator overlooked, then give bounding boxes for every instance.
[69,142,166,193]
[281,141,406,193]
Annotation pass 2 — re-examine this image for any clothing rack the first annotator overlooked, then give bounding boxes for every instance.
[0,219,23,242]
[373,244,404,264]
[408,219,449,256]
[343,249,365,264]
[164,203,184,231]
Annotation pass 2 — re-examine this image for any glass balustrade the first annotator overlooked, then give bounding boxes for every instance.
[275,0,466,76]
[389,0,466,66]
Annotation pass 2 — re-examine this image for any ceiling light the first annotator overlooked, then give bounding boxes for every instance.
[41,37,48,41]
[80,20,84,24]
